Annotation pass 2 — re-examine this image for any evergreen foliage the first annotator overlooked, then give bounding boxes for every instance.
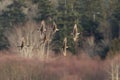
[0,0,26,28]
[32,0,56,21]
[0,0,119,58]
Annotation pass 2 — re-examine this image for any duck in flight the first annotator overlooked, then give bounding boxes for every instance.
[38,20,46,34]
[71,24,80,42]
[52,21,59,33]
[62,37,68,56]
[17,37,25,50]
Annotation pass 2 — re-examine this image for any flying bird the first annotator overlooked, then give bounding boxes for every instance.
[38,20,46,34]
[62,37,68,56]
[43,34,48,43]
[71,24,80,42]
[17,37,25,50]
[53,22,59,33]
[40,33,48,45]
[52,21,59,33]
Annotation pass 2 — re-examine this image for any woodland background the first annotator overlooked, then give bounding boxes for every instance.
[0,0,120,58]
[0,0,120,80]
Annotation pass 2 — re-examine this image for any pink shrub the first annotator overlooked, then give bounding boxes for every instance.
[0,52,119,80]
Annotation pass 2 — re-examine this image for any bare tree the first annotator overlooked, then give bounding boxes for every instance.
[5,20,58,59]
[107,58,120,80]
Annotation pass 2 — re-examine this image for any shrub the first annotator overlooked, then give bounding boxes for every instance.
[108,38,120,57]
[4,20,57,59]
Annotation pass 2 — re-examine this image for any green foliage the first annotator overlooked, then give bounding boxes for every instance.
[0,0,119,58]
[112,5,120,21]
[0,0,26,27]
[33,0,56,21]
[110,1,120,39]
[52,0,83,54]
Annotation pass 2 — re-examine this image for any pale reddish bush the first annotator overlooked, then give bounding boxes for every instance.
[0,53,119,80]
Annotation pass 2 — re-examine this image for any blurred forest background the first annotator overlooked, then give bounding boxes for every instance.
[0,0,120,80]
[0,0,120,59]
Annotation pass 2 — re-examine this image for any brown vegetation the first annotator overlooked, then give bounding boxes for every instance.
[0,52,119,80]
[4,20,57,59]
